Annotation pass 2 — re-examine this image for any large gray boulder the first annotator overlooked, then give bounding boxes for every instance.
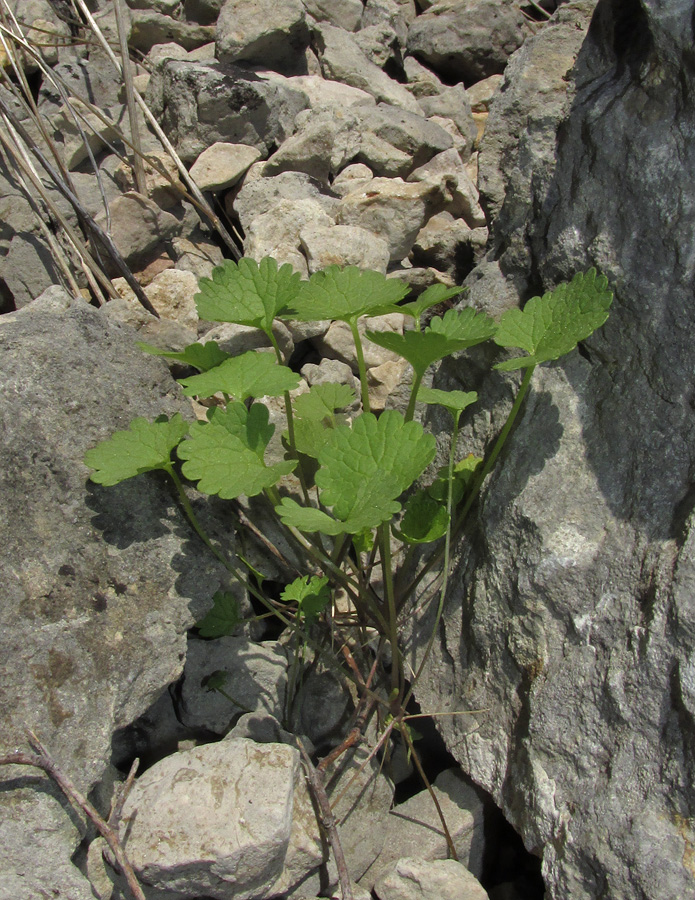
[409,2,695,899]
[0,290,229,897]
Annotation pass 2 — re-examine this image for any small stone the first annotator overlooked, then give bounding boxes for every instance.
[315,313,406,372]
[114,149,184,210]
[216,0,310,71]
[95,191,181,268]
[367,359,412,413]
[299,224,390,273]
[374,858,488,900]
[200,320,295,362]
[244,197,335,264]
[51,98,118,170]
[303,0,363,30]
[146,41,190,65]
[466,74,504,112]
[189,142,262,192]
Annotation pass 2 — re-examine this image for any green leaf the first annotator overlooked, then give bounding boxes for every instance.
[290,383,356,459]
[352,527,375,555]
[316,410,436,531]
[417,387,478,417]
[394,490,449,544]
[195,256,302,333]
[428,454,483,504]
[178,351,300,401]
[281,575,331,623]
[136,341,230,372]
[206,401,275,458]
[398,283,465,321]
[366,308,496,378]
[178,413,296,499]
[493,269,612,371]
[276,497,345,535]
[293,382,356,421]
[283,266,410,323]
[84,414,188,485]
[196,591,242,637]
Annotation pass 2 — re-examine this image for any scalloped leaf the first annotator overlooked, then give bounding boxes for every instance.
[178,351,300,401]
[316,410,436,529]
[394,490,449,544]
[290,382,356,459]
[196,590,242,637]
[136,341,229,372]
[206,401,275,458]
[194,256,302,334]
[177,413,296,499]
[417,387,478,417]
[84,414,188,485]
[397,283,465,321]
[280,575,331,623]
[493,269,612,371]
[283,265,410,323]
[365,308,496,378]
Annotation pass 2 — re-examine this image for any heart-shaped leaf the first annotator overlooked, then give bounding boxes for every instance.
[366,308,496,378]
[195,256,302,334]
[417,387,478,417]
[84,414,188,485]
[283,266,410,323]
[397,283,465,322]
[178,351,300,401]
[178,409,296,499]
[493,268,613,370]
[280,575,331,623]
[136,341,229,372]
[196,590,242,637]
[394,490,449,544]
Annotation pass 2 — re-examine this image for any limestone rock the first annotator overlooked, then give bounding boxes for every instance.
[417,84,477,158]
[244,197,335,267]
[360,769,485,889]
[50,98,118,170]
[145,58,308,163]
[313,22,422,113]
[315,313,406,372]
[115,149,185,210]
[332,163,375,197]
[232,171,339,233]
[407,0,530,83]
[189,142,262,192]
[303,0,364,31]
[299,224,391,273]
[120,739,322,898]
[374,858,489,900]
[411,3,695,899]
[408,148,485,226]
[130,9,215,52]
[200,320,295,362]
[216,0,310,71]
[337,176,448,260]
[178,637,290,734]
[0,292,228,894]
[94,191,181,270]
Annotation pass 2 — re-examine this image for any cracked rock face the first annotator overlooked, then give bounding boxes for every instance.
[410,2,695,898]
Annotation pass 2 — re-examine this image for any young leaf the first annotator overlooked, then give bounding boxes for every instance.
[417,387,478,417]
[178,351,300,401]
[136,341,230,372]
[366,308,496,379]
[281,575,331,623]
[194,256,302,333]
[397,283,465,321]
[283,265,410,323]
[196,590,242,638]
[394,490,449,544]
[178,415,296,499]
[84,414,188,486]
[428,454,483,504]
[276,498,345,535]
[493,268,612,371]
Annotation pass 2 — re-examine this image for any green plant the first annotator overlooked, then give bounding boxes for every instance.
[84,258,611,748]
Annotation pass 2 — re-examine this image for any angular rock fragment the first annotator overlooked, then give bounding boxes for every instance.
[189,141,262,191]
[216,0,310,71]
[407,0,530,83]
[299,223,391,273]
[374,858,488,900]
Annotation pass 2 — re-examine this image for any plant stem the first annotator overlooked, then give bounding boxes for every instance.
[399,364,536,608]
[349,318,371,413]
[379,523,401,702]
[402,411,459,707]
[404,370,424,423]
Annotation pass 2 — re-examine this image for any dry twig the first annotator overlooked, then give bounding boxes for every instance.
[0,730,145,900]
